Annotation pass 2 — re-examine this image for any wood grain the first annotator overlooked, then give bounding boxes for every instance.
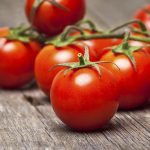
[0,0,150,149]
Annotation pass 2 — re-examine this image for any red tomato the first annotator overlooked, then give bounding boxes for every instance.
[72,29,122,59]
[133,5,150,30]
[82,38,122,59]
[0,27,10,37]
[35,45,81,95]
[129,34,150,53]
[0,27,41,89]
[100,47,150,110]
[25,0,86,36]
[50,65,119,131]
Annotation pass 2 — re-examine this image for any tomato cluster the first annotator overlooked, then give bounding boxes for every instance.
[1,1,150,131]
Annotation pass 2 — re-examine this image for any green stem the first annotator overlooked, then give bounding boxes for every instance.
[72,33,150,43]
[78,53,86,65]
[19,26,32,35]
[131,28,150,36]
[122,32,130,49]
[47,31,150,47]
[76,20,99,32]
[109,20,147,33]
[61,26,85,41]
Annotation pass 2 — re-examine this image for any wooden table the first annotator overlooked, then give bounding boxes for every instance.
[0,0,150,149]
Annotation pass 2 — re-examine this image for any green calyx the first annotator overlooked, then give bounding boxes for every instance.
[4,25,45,43]
[112,32,142,70]
[50,46,116,76]
[7,25,32,42]
[30,0,69,22]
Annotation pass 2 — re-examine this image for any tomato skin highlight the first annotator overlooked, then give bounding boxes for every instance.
[35,45,81,95]
[100,48,150,110]
[50,66,119,131]
[25,0,86,36]
[0,38,41,89]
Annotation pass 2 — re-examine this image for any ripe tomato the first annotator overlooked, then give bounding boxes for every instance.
[50,65,119,131]
[129,33,150,53]
[72,29,122,59]
[100,47,150,110]
[82,38,122,59]
[133,5,150,30]
[25,0,86,36]
[0,27,41,89]
[0,27,10,37]
[35,45,81,95]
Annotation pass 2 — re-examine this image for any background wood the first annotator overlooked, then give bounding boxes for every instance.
[0,0,150,149]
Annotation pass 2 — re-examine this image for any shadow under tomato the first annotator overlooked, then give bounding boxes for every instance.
[118,101,150,113]
[52,118,126,134]
[23,94,50,106]
[21,80,38,90]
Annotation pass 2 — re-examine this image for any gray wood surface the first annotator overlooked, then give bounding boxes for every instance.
[0,0,150,149]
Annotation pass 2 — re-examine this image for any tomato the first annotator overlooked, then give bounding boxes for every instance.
[129,34,150,53]
[72,29,122,59]
[133,5,150,30]
[35,45,81,95]
[82,38,122,59]
[100,47,150,110]
[50,65,119,131]
[0,27,41,89]
[0,27,10,37]
[129,40,150,54]
[25,0,86,36]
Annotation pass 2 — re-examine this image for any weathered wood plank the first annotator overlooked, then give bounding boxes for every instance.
[0,90,57,149]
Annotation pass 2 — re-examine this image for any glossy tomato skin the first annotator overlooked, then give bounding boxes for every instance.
[129,34,150,53]
[82,38,122,59]
[35,45,81,96]
[0,38,41,89]
[133,5,150,30]
[100,48,150,110]
[25,0,86,36]
[50,66,119,131]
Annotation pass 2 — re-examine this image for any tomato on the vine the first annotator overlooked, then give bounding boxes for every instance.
[35,44,81,95]
[133,5,150,30]
[0,27,41,89]
[100,44,150,110]
[25,0,86,36]
[82,38,122,59]
[130,33,150,53]
[72,29,122,59]
[50,50,119,131]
